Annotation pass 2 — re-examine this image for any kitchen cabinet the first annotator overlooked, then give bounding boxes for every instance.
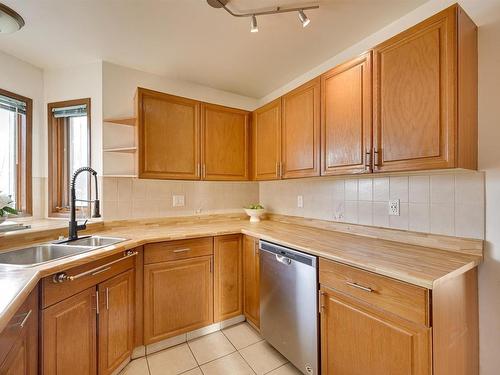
[41,250,138,375]
[0,287,38,375]
[252,99,282,180]
[320,287,431,375]
[144,250,213,344]
[372,4,477,172]
[321,52,372,175]
[281,78,321,179]
[42,287,97,375]
[137,88,202,180]
[98,270,135,375]
[214,235,243,322]
[243,236,260,328]
[201,103,250,180]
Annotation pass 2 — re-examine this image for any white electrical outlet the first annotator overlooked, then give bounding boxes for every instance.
[297,195,304,208]
[388,199,400,216]
[172,194,185,207]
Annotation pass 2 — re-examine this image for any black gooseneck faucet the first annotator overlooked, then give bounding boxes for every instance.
[68,167,101,241]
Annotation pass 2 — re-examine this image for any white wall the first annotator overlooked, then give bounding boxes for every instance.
[0,50,45,217]
[43,62,103,175]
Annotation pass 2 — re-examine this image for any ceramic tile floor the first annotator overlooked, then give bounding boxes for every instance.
[120,322,302,375]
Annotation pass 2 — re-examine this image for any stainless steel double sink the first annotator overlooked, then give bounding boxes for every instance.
[0,236,127,267]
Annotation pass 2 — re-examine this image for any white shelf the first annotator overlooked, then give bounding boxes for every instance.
[103,174,138,178]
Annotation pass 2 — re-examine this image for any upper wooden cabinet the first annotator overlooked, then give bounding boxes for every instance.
[281,78,321,179]
[252,99,282,180]
[202,103,250,180]
[137,88,201,180]
[321,52,373,175]
[372,5,477,172]
[214,235,243,322]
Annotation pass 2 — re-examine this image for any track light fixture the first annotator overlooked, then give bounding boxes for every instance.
[251,15,258,33]
[298,10,310,28]
[207,0,319,33]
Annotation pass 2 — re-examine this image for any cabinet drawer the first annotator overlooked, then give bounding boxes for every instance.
[0,285,38,365]
[41,249,137,308]
[319,259,430,326]
[144,237,213,264]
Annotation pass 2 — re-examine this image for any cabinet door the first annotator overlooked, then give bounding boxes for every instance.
[252,99,281,180]
[137,88,201,180]
[214,235,242,322]
[321,53,372,175]
[373,6,456,172]
[320,288,431,375]
[243,236,260,328]
[42,287,97,375]
[202,103,249,180]
[0,289,38,375]
[98,270,135,375]
[281,78,320,179]
[144,256,213,344]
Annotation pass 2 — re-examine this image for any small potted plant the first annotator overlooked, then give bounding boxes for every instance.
[0,192,17,223]
[244,203,265,223]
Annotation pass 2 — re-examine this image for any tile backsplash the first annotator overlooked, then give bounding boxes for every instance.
[260,171,485,239]
[103,177,259,220]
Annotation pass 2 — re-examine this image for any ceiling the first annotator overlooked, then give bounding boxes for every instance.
[0,0,428,98]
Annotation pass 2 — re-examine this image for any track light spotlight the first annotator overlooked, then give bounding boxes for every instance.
[298,9,310,27]
[251,14,258,33]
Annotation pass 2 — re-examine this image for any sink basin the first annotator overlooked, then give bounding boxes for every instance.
[63,236,126,248]
[0,236,127,267]
[0,244,97,267]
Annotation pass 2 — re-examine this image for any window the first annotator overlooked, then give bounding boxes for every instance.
[0,88,32,215]
[48,98,91,217]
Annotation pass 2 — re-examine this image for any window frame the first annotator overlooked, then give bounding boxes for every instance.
[47,98,91,218]
[0,88,32,216]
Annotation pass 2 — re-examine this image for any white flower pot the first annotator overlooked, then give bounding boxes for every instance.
[244,208,265,223]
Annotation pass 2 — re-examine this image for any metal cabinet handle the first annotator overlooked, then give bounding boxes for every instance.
[275,254,292,265]
[106,287,109,310]
[52,250,138,283]
[373,148,380,169]
[173,248,191,253]
[365,150,371,171]
[346,281,373,293]
[96,291,100,314]
[19,310,32,328]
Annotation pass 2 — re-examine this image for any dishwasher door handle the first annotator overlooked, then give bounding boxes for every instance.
[275,254,292,265]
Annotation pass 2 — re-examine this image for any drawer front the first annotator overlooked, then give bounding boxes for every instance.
[41,250,137,308]
[0,285,38,365]
[319,259,430,326]
[144,237,213,264]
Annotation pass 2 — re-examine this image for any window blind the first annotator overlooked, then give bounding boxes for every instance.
[0,94,26,114]
[52,104,87,118]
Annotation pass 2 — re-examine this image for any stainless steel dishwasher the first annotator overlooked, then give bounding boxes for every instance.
[259,240,318,375]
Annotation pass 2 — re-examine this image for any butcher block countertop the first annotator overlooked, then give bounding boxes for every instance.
[0,214,482,333]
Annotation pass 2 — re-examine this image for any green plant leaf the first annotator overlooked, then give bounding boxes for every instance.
[3,206,18,215]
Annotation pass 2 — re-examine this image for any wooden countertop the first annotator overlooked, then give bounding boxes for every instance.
[0,216,482,333]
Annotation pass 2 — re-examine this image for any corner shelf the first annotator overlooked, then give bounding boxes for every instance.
[103,147,137,154]
[104,117,136,126]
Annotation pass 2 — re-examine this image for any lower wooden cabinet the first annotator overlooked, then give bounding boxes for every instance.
[0,287,38,375]
[98,270,135,375]
[41,252,137,375]
[42,287,97,375]
[144,256,213,344]
[243,236,260,328]
[214,235,242,322]
[320,287,431,375]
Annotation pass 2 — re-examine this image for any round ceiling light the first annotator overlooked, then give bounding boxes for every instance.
[0,3,25,34]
